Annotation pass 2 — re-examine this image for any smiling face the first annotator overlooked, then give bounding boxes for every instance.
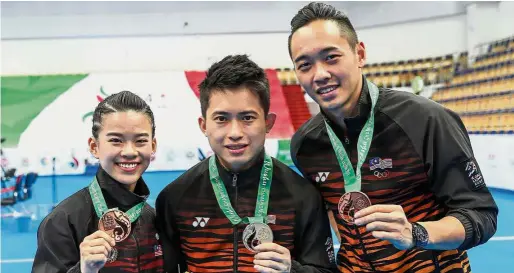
[88,110,156,191]
[199,87,276,173]
[290,20,366,118]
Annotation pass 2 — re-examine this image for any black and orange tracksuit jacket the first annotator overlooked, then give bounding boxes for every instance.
[32,167,164,273]
[155,153,337,273]
[290,77,498,273]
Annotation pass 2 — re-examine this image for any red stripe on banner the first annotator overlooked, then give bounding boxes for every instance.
[281,85,312,131]
[264,69,295,139]
[184,71,206,99]
[184,70,295,139]
[1,186,15,193]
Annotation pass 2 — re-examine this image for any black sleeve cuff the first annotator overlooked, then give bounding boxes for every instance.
[66,261,81,273]
[447,210,475,250]
[291,260,301,273]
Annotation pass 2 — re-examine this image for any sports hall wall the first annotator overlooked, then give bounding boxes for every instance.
[1,2,513,190]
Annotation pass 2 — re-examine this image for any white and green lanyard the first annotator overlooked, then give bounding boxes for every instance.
[324,79,379,192]
[208,154,273,225]
[89,177,145,222]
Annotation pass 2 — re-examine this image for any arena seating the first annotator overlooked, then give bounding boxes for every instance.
[275,36,514,134]
[276,54,454,88]
[433,36,514,134]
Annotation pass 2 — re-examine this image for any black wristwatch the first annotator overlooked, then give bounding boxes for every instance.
[411,222,429,248]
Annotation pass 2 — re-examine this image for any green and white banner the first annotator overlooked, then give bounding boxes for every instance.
[1,72,292,175]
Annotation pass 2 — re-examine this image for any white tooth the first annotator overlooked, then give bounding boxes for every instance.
[319,86,336,94]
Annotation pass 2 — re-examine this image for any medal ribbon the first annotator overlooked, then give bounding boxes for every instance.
[209,153,273,226]
[324,79,380,193]
[89,177,145,223]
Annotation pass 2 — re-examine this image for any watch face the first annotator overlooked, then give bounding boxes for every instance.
[414,223,429,247]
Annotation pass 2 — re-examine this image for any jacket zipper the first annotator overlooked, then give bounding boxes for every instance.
[133,231,141,273]
[232,173,239,273]
[431,251,441,272]
[346,128,376,271]
[355,226,376,271]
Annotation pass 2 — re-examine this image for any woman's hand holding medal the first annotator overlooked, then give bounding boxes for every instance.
[79,230,116,273]
[86,177,144,267]
[253,243,292,273]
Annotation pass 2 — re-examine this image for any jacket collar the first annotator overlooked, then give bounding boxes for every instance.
[95,166,149,210]
[321,75,372,136]
[214,149,266,188]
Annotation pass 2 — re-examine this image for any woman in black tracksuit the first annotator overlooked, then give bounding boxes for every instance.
[32,91,163,273]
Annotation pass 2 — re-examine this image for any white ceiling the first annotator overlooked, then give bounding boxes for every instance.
[1,1,367,17]
[1,1,474,40]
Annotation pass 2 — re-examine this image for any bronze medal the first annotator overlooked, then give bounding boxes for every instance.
[337,191,371,224]
[98,208,132,242]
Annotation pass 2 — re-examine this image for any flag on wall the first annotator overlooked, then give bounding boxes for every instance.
[1,71,295,175]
